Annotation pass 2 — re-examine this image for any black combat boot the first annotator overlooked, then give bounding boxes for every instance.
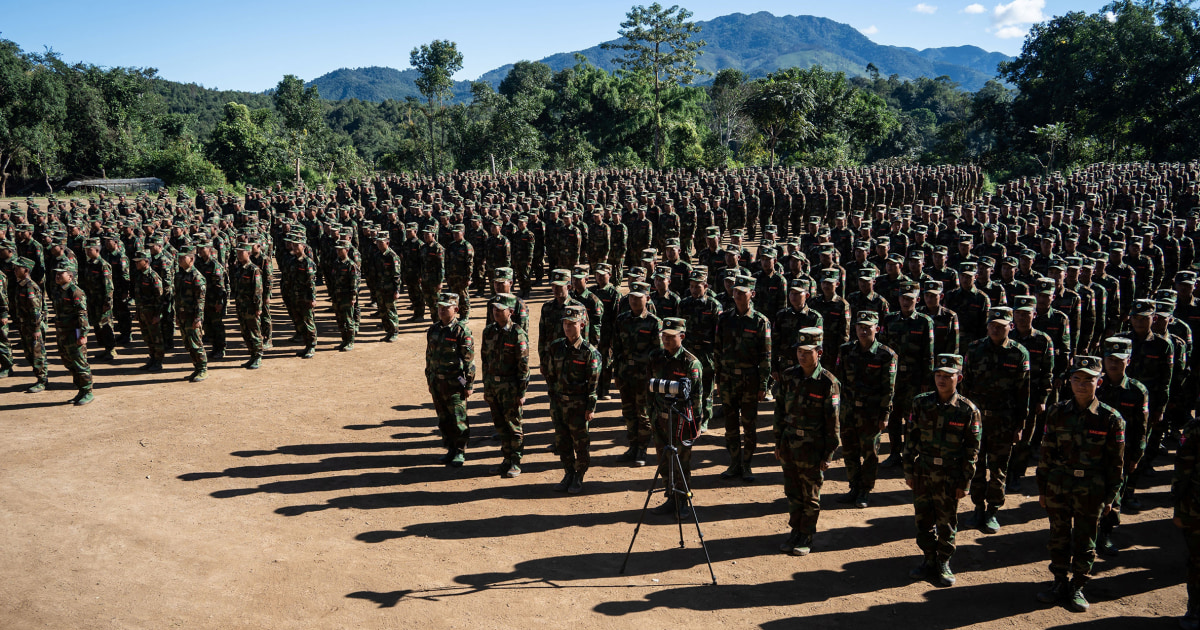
[779,530,803,554]
[909,554,934,580]
[1037,576,1069,604]
[741,457,757,483]
[568,469,585,494]
[553,470,575,492]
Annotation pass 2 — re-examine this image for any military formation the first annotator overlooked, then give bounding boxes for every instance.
[4,161,1200,624]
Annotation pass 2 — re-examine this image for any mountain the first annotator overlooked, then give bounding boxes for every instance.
[306,11,1011,102]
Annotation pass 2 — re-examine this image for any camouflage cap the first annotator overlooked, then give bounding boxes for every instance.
[1000,256,1019,268]
[1035,277,1056,294]
[900,281,921,298]
[13,256,36,269]
[1177,270,1198,285]
[1102,337,1133,359]
[1013,294,1036,312]
[979,256,996,268]
[1155,288,1178,303]
[760,248,777,259]
[890,253,908,264]
[335,240,351,249]
[959,262,978,275]
[491,293,517,311]
[436,292,459,308]
[934,354,964,374]
[794,327,823,350]
[550,268,571,285]
[1069,355,1103,377]
[131,250,152,262]
[988,306,1014,324]
[688,268,709,283]
[661,317,686,334]
[405,222,419,231]
[492,267,514,281]
[594,262,612,274]
[1131,299,1156,316]
[665,238,680,249]
[788,277,812,292]
[562,304,588,323]
[628,281,650,297]
[83,237,101,249]
[818,268,840,283]
[1156,300,1176,316]
[923,280,943,294]
[704,226,720,237]
[732,275,755,293]
[855,310,880,326]
[858,267,877,281]
[177,245,196,256]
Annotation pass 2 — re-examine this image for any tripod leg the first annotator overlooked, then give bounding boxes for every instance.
[619,466,665,575]
[674,460,718,586]
[671,450,686,547]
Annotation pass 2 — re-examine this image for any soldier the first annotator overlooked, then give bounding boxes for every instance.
[289,237,318,359]
[51,267,94,405]
[591,263,621,400]
[148,237,176,351]
[834,310,898,508]
[945,262,991,349]
[716,275,772,482]
[962,306,1031,533]
[401,223,425,321]
[425,292,475,467]
[174,246,208,383]
[0,257,9,378]
[130,251,165,370]
[880,281,936,467]
[488,267,530,332]
[330,240,360,351]
[419,227,446,320]
[612,281,663,465]
[231,244,264,369]
[510,215,535,298]
[921,280,961,356]
[445,224,474,321]
[537,271,581,372]
[12,257,48,392]
[1175,412,1200,629]
[544,304,602,494]
[373,234,401,342]
[680,268,724,430]
[905,354,982,588]
[1035,355,1124,613]
[1009,294,1056,493]
[249,238,274,349]
[809,268,850,369]
[101,234,132,345]
[753,249,786,323]
[1118,299,1175,511]
[196,241,229,360]
[647,317,704,517]
[1095,337,1148,556]
[482,293,529,478]
[775,327,841,556]
[571,269,605,348]
[79,239,117,362]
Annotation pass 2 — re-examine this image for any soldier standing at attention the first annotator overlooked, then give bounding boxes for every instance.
[591,263,621,401]
[231,244,264,369]
[52,267,94,405]
[834,310,898,508]
[545,304,602,494]
[1008,294,1057,493]
[425,293,475,468]
[716,275,772,483]
[419,227,446,321]
[1095,337,1148,555]
[1036,355,1124,613]
[13,257,49,393]
[131,251,165,371]
[810,268,850,369]
[612,281,663,466]
[647,317,704,518]
[775,327,840,556]
[373,234,402,342]
[905,354,982,588]
[488,268,530,332]
[401,223,425,321]
[880,281,936,467]
[249,239,274,349]
[445,224,474,321]
[330,240,360,351]
[680,268,724,431]
[79,238,116,362]
[289,237,318,359]
[195,241,229,360]
[962,306,1030,533]
[174,246,208,383]
[482,293,529,478]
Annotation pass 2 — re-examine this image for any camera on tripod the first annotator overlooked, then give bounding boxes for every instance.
[649,378,690,400]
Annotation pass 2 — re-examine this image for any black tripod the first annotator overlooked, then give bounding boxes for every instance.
[619,395,718,585]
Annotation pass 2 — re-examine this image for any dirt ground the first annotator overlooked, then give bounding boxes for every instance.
[0,242,1189,628]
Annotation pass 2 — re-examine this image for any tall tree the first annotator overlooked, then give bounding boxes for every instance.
[273,74,323,183]
[742,69,816,167]
[410,40,464,176]
[602,3,708,167]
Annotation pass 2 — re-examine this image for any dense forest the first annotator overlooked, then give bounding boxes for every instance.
[0,0,1196,197]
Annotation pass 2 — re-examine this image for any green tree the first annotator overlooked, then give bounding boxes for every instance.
[207,102,278,184]
[410,40,464,176]
[273,74,323,184]
[602,2,708,167]
[742,69,816,167]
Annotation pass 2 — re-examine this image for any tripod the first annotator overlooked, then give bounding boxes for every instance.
[619,397,718,585]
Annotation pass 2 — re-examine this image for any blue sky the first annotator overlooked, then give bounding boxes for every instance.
[1,0,1111,91]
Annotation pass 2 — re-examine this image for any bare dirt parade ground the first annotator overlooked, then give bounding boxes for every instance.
[0,203,1187,629]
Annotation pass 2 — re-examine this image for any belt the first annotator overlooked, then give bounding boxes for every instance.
[794,429,806,437]
[1073,469,1085,478]
[933,457,943,466]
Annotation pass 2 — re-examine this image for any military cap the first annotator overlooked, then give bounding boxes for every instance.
[794,327,823,350]
[572,269,590,280]
[731,229,744,238]
[420,226,436,235]
[959,262,978,275]
[626,266,647,279]
[665,238,680,249]
[335,240,351,249]
[1102,337,1133,360]
[177,245,196,256]
[1048,261,1067,272]
[491,293,517,311]
[855,311,880,326]
[854,241,870,251]
[933,245,949,255]
[451,223,465,232]
[83,237,101,249]
[900,281,921,298]
[661,317,687,334]
[895,253,913,264]
[51,264,74,275]
[760,248,778,259]
[704,226,720,237]
[436,292,459,308]
[375,233,390,241]
[405,222,419,231]
[13,256,36,269]
[1177,271,1198,285]
[1035,277,1056,294]
[923,280,943,295]
[1156,289,1178,303]
[818,268,840,283]
[725,245,742,256]
[493,267,514,281]
[789,277,812,292]
[1156,300,1176,316]
[563,304,588,323]
[1130,299,1156,317]
[1013,294,1036,312]
[959,234,974,243]
[235,243,253,253]
[594,263,612,275]
[550,268,572,285]
[934,354,964,374]
[1018,249,1036,260]
[628,281,650,297]
[730,276,754,293]
[988,306,1014,324]
[1001,256,1019,268]
[858,267,877,280]
[1069,355,1103,377]
[819,244,837,256]
[979,256,996,268]
[688,268,709,283]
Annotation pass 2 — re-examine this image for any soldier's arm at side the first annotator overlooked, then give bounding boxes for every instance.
[822,379,841,469]
[962,406,983,498]
[1104,413,1126,509]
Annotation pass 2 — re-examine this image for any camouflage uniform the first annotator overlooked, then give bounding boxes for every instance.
[880,300,936,460]
[715,277,772,476]
[963,323,1030,519]
[1173,417,1200,624]
[774,329,840,550]
[647,327,704,499]
[401,230,425,318]
[419,232,446,316]
[481,299,530,472]
[14,267,48,388]
[545,310,602,483]
[374,239,402,338]
[1095,352,1148,550]
[330,250,360,348]
[680,275,724,427]
[232,255,264,364]
[834,318,898,498]
[150,248,176,350]
[196,252,229,358]
[1010,314,1057,486]
[905,377,982,570]
[289,250,318,354]
[78,251,116,357]
[445,232,474,320]
[52,278,93,396]
[174,260,208,376]
[131,258,165,365]
[613,305,663,455]
[425,296,475,461]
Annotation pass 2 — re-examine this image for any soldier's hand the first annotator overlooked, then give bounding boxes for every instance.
[771,371,780,382]
[1039,495,1046,508]
[0,317,7,326]
[774,445,782,460]
[819,460,829,472]
[309,300,317,308]
[757,390,766,401]
[465,388,473,398]
[518,397,525,406]
[1013,430,1022,443]
[1102,503,1112,515]
[193,318,202,330]
[1035,403,1046,415]
[1176,516,1185,529]
[955,488,966,500]
[584,411,594,423]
